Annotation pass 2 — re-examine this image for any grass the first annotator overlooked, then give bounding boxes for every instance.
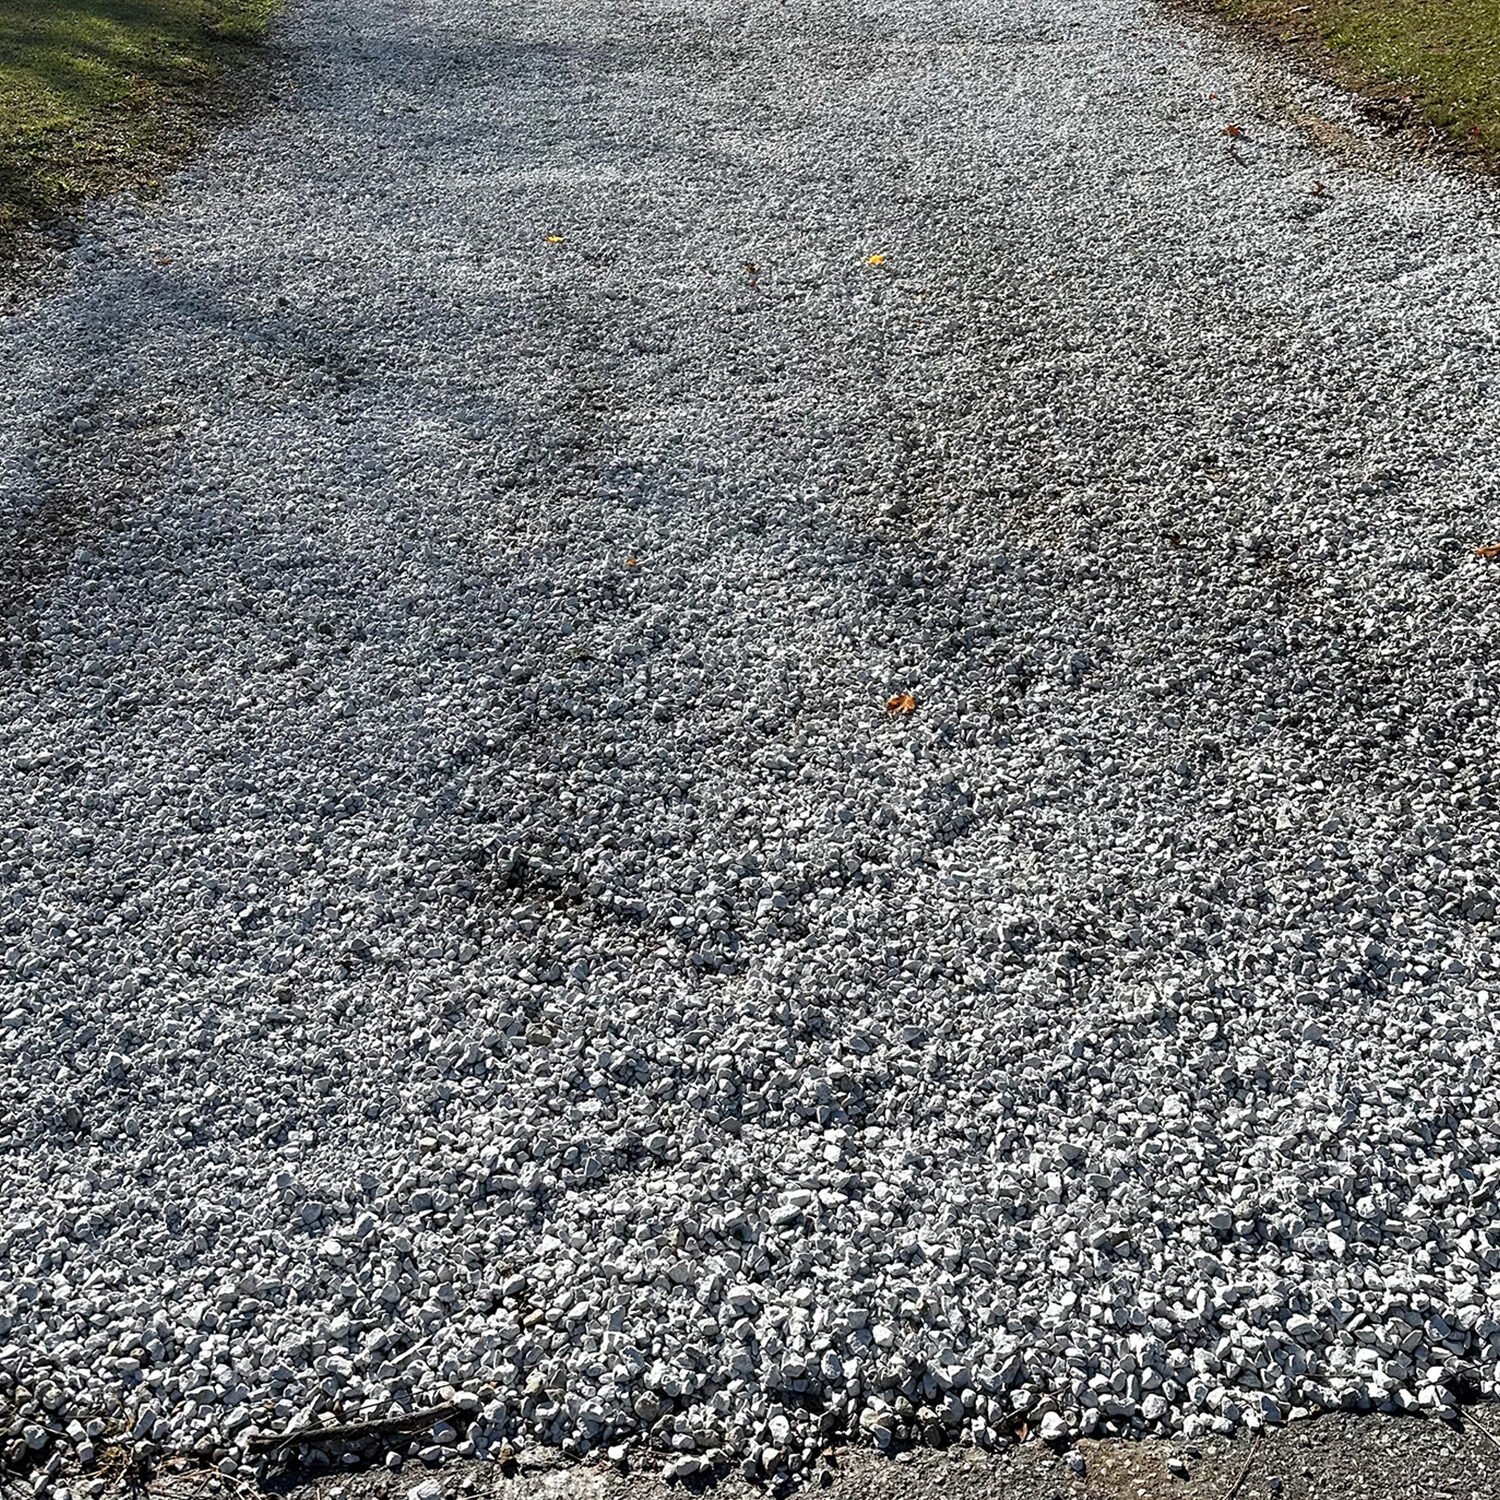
[1186,0,1500,163]
[0,0,279,251]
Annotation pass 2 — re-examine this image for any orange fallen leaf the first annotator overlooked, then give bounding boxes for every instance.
[626,557,639,567]
[886,691,917,715]
[1474,542,1500,560]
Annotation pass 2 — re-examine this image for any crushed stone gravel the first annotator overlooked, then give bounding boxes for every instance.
[3,0,1500,1489]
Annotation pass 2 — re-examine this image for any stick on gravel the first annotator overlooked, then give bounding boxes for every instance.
[1223,1439,1258,1500]
[3,0,1500,1488]
[245,1403,465,1454]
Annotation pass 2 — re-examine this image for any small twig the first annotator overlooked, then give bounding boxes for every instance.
[388,1332,437,1367]
[148,1464,260,1500]
[144,1474,221,1500]
[1466,1411,1500,1453]
[1223,1437,1257,1500]
[246,1400,463,1453]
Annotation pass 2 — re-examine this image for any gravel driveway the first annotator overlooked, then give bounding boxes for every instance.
[4,0,1500,1487]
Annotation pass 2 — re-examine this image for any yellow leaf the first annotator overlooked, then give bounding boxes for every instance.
[865,253,887,266]
[544,235,565,244]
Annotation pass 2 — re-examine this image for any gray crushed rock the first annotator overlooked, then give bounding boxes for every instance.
[3,0,1500,1489]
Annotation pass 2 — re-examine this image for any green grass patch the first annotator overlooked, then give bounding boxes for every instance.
[0,0,279,250]
[1188,0,1500,162]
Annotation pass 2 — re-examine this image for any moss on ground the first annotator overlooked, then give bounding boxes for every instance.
[0,0,279,251]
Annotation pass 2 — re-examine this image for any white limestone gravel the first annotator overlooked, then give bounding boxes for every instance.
[4,0,1500,1487]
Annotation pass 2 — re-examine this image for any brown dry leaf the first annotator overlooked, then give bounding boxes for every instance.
[886,691,917,715]
[1222,123,1246,138]
[626,556,640,567]
[1474,542,1500,560]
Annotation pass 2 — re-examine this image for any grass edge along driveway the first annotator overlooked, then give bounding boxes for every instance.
[0,0,279,254]
[1179,0,1500,166]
